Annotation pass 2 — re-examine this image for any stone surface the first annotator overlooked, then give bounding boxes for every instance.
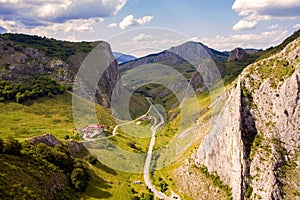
[193,38,300,199]
[30,133,61,147]
[228,48,248,62]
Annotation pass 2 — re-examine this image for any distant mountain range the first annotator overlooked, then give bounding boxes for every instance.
[113,52,137,64]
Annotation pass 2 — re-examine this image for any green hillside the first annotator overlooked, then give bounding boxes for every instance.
[0,92,115,141]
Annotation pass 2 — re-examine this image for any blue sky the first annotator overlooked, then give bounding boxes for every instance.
[0,0,300,56]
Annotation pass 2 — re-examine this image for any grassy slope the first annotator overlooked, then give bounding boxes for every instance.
[0,92,115,141]
[0,92,155,199]
[0,154,76,199]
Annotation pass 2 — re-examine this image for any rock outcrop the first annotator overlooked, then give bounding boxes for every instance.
[0,34,120,107]
[228,48,248,62]
[68,139,87,155]
[30,133,61,147]
[193,38,300,199]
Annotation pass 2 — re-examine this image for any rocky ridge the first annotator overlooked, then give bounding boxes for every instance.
[175,36,300,199]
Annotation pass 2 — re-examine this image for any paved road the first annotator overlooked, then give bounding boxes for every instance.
[83,107,152,141]
[112,107,152,136]
[143,98,172,200]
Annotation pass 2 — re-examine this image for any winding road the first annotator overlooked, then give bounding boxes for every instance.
[143,98,173,200]
[83,98,179,199]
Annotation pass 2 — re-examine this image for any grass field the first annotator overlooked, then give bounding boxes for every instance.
[81,161,150,200]
[0,92,156,199]
[0,92,115,141]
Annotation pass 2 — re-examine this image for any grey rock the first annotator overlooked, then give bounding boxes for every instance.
[194,38,300,199]
[30,133,61,147]
[228,48,248,62]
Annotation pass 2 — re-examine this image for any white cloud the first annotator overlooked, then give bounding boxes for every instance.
[0,0,127,24]
[232,0,300,31]
[232,0,300,17]
[293,24,300,29]
[0,17,103,40]
[268,24,279,30]
[107,23,118,28]
[233,19,257,31]
[0,0,127,37]
[132,34,153,42]
[119,15,153,29]
[198,30,289,51]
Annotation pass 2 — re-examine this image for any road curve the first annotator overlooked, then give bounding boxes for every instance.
[143,98,171,200]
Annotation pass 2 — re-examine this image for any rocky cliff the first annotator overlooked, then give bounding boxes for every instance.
[197,37,300,200]
[0,34,120,107]
[175,36,300,199]
[228,48,248,62]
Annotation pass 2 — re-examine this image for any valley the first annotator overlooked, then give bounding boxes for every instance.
[0,29,299,200]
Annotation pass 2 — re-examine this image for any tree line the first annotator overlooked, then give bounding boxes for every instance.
[0,76,65,103]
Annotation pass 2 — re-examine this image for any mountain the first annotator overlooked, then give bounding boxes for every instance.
[227,47,248,62]
[174,30,300,199]
[244,48,261,54]
[113,52,137,64]
[119,41,228,117]
[120,41,228,73]
[0,33,120,107]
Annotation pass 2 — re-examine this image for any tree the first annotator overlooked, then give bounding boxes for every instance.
[141,192,154,200]
[3,137,22,155]
[71,168,90,192]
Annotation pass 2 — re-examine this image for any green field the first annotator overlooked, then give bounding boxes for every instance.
[0,92,115,141]
[0,92,157,199]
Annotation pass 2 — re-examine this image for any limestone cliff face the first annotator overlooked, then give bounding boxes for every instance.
[73,41,120,107]
[194,38,300,199]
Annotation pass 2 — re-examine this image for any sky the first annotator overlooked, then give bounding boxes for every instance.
[0,0,300,57]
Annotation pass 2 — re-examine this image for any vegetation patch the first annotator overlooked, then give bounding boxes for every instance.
[0,136,90,199]
[0,76,65,103]
[192,164,232,198]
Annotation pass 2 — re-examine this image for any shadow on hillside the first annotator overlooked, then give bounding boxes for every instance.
[86,169,113,199]
[95,161,117,175]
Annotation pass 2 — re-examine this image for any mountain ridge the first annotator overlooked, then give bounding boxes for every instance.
[175,30,300,200]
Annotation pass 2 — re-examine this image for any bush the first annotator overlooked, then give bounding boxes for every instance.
[245,186,253,198]
[71,168,90,192]
[87,154,97,164]
[64,135,70,140]
[141,192,154,200]
[3,137,22,155]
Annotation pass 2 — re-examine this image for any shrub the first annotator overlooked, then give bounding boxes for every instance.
[3,137,22,155]
[71,167,90,192]
[140,192,154,200]
[193,165,232,197]
[245,186,253,198]
[87,154,97,164]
